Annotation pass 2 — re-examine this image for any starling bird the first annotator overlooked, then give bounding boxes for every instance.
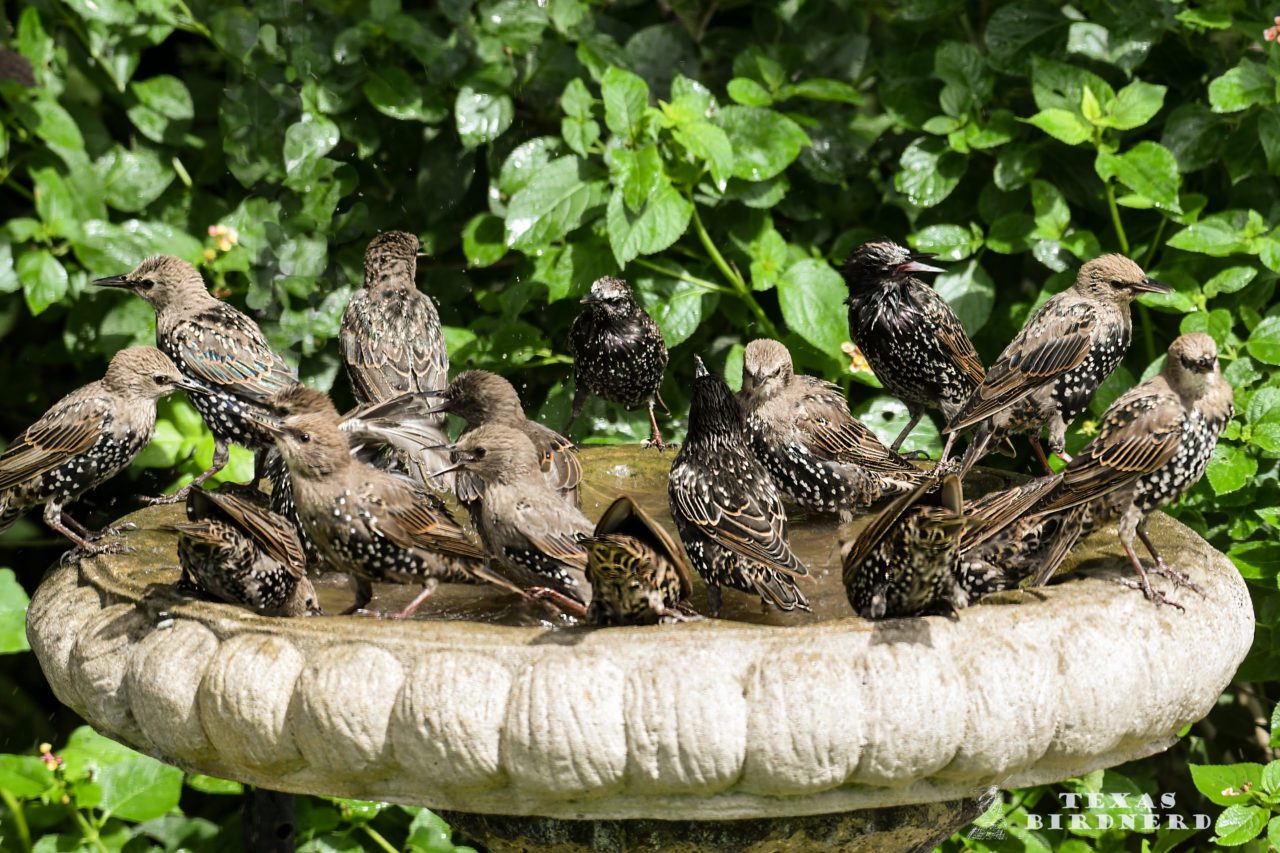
[1026,333,1233,607]
[580,496,695,626]
[425,370,581,507]
[168,484,320,617]
[94,256,299,499]
[842,240,985,454]
[668,357,809,616]
[567,276,671,450]
[439,424,592,607]
[738,338,924,520]
[256,386,506,616]
[0,348,200,553]
[945,254,1172,475]
[339,231,452,488]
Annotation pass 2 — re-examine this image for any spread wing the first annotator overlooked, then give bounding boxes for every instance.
[200,486,307,577]
[340,287,448,403]
[960,473,1062,552]
[947,298,1096,433]
[594,495,694,598]
[840,475,936,587]
[168,306,297,403]
[365,480,486,561]
[795,379,920,474]
[0,393,110,491]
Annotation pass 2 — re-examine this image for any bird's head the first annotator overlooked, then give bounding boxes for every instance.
[740,338,794,399]
[580,276,637,318]
[1076,254,1171,304]
[255,388,350,478]
[688,356,746,439]
[434,423,539,485]
[93,255,209,312]
[285,577,323,617]
[1165,332,1222,396]
[424,370,523,426]
[363,230,423,289]
[102,346,205,401]
[841,240,943,297]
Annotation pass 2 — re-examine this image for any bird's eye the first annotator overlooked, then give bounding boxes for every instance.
[1110,279,1126,288]
[139,279,155,290]
[300,433,312,443]
[153,373,168,384]
[473,447,487,459]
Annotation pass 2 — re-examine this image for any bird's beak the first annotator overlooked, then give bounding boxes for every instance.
[580,292,600,304]
[693,356,708,378]
[1131,276,1173,294]
[897,253,944,275]
[93,274,132,288]
[249,412,286,438]
[175,376,209,394]
[430,448,477,477]
[417,391,453,415]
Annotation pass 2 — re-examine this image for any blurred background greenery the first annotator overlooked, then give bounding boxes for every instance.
[2,0,1280,849]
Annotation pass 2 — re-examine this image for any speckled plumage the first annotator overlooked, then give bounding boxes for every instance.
[581,496,695,626]
[95,256,299,497]
[568,277,670,449]
[170,484,320,617]
[842,241,986,452]
[669,358,809,616]
[0,348,196,552]
[738,338,923,520]
[946,254,1171,474]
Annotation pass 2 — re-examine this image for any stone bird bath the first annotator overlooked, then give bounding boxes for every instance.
[27,448,1252,852]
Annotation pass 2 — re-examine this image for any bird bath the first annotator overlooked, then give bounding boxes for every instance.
[26,446,1252,852]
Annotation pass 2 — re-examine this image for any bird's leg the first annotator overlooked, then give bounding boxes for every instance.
[937,431,959,465]
[146,440,231,505]
[44,504,125,555]
[65,513,137,541]
[1027,437,1056,476]
[341,575,375,616]
[386,581,440,620]
[1137,525,1204,596]
[564,386,589,434]
[706,583,723,618]
[642,400,670,452]
[248,447,270,490]
[527,587,589,617]
[956,423,992,478]
[1054,451,1074,465]
[1118,538,1183,611]
[889,409,923,453]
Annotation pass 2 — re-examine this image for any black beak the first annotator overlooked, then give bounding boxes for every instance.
[1131,276,1173,295]
[174,376,209,394]
[93,274,132,288]
[693,356,708,378]
[580,292,601,305]
[431,448,478,477]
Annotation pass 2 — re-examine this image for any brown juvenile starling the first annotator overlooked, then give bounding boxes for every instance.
[0,348,200,552]
[168,484,320,617]
[842,240,986,454]
[339,231,452,488]
[255,386,506,616]
[1026,333,1233,607]
[567,276,671,450]
[426,370,581,507]
[945,254,1172,475]
[668,357,809,616]
[738,338,924,520]
[439,424,592,606]
[95,256,299,498]
[580,496,696,626]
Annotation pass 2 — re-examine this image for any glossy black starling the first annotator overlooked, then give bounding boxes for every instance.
[426,370,581,508]
[339,231,452,488]
[440,424,592,606]
[580,496,696,626]
[668,357,809,616]
[567,276,671,450]
[0,348,200,553]
[1026,333,1233,607]
[946,254,1172,475]
[738,338,924,521]
[256,386,509,616]
[94,256,299,498]
[168,484,320,617]
[842,240,986,454]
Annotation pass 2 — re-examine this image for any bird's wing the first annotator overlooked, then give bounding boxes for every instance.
[340,288,447,402]
[0,393,111,491]
[169,307,297,402]
[795,380,919,474]
[1034,388,1185,515]
[840,475,936,587]
[946,299,1096,432]
[508,494,590,569]
[526,423,583,496]
[201,487,307,577]
[961,473,1062,552]
[670,461,808,576]
[919,287,986,387]
[365,480,486,560]
[594,495,694,598]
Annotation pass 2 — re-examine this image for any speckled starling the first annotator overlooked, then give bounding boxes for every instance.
[339,231,452,489]
[168,484,320,617]
[842,240,986,454]
[426,370,581,508]
[738,338,924,521]
[669,357,809,616]
[1026,333,1233,607]
[0,348,200,553]
[256,386,508,616]
[440,424,592,606]
[945,254,1172,475]
[567,276,671,450]
[95,256,299,498]
[580,495,696,626]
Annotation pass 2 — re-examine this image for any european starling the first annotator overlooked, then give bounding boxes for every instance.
[842,240,986,454]
[339,231,452,488]
[168,484,320,617]
[738,338,924,520]
[425,370,581,507]
[567,276,671,450]
[1026,333,1233,607]
[255,386,506,616]
[94,256,299,498]
[945,254,1172,475]
[439,424,592,606]
[0,348,200,553]
[668,357,809,616]
[580,496,696,626]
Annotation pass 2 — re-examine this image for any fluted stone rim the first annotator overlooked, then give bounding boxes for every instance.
[27,493,1251,820]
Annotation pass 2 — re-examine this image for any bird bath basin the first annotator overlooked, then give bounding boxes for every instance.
[26,447,1252,852]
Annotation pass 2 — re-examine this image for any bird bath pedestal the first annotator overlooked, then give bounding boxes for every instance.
[26,448,1253,852]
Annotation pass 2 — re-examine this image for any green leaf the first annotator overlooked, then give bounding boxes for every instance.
[984,2,1068,73]
[1262,760,1280,794]
[1206,444,1256,495]
[854,395,942,457]
[24,99,86,166]
[727,78,772,106]
[455,85,514,149]
[561,78,594,119]
[605,185,692,266]
[1215,804,1268,846]
[1168,211,1253,256]
[634,271,705,347]
[1104,80,1166,130]
[283,115,340,176]
[95,145,174,213]
[1208,60,1274,113]
[1204,266,1256,297]
[17,249,68,316]
[61,727,183,821]
[673,121,734,189]
[184,773,244,795]
[497,137,565,199]
[606,142,664,211]
[405,808,457,853]
[895,137,967,207]
[909,224,983,261]
[601,66,649,137]
[1031,179,1070,239]
[0,568,31,653]
[1190,764,1265,807]
[461,213,507,267]
[505,156,608,249]
[716,106,809,182]
[0,754,51,797]
[562,116,601,157]
[778,259,848,355]
[127,75,193,143]
[1027,108,1092,145]
[1249,317,1280,365]
[363,68,447,122]
[747,228,787,291]
[780,78,863,105]
[932,259,995,335]
[1095,142,1181,213]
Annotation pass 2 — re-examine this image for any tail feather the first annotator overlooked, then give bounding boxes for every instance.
[754,569,811,612]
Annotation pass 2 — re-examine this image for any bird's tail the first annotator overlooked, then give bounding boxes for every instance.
[1026,506,1086,588]
[0,496,22,535]
[754,569,812,612]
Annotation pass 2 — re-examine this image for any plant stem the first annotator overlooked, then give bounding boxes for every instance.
[0,789,32,853]
[687,198,781,338]
[1104,181,1130,256]
[632,257,733,294]
[360,824,399,853]
[1143,216,1167,270]
[70,809,108,853]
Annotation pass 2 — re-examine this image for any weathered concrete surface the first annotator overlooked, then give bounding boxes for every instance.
[26,447,1252,824]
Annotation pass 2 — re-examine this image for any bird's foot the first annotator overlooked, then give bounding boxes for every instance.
[143,489,189,506]
[658,607,701,623]
[1118,576,1185,611]
[77,540,133,557]
[92,521,137,539]
[1149,561,1205,596]
[642,437,676,452]
[931,457,962,477]
[527,587,588,617]
[900,449,931,461]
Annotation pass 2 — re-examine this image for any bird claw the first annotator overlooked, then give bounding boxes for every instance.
[642,438,676,453]
[1149,562,1205,596]
[1118,577,1185,611]
[94,521,137,539]
[143,491,187,506]
[527,587,588,616]
[78,541,133,557]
